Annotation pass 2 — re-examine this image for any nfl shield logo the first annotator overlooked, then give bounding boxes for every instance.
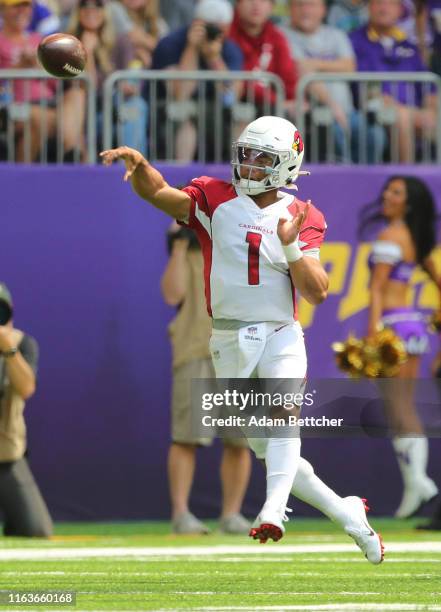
[247,326,258,335]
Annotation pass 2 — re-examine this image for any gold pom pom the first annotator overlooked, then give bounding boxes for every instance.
[332,328,407,378]
[429,310,441,333]
[331,334,364,378]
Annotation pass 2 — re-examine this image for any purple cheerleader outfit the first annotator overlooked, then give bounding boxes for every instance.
[368,240,429,355]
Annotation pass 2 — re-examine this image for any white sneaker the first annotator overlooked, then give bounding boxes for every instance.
[219,513,251,534]
[172,512,210,535]
[249,507,291,543]
[343,496,384,565]
[395,477,439,519]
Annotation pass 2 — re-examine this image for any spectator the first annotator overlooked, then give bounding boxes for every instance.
[151,0,243,162]
[229,0,299,116]
[0,283,52,537]
[416,0,441,76]
[0,0,82,161]
[397,0,432,50]
[327,0,368,32]
[350,0,438,163]
[29,0,59,35]
[283,0,385,162]
[162,222,251,535]
[120,0,168,68]
[0,0,60,35]
[60,0,135,45]
[67,0,149,155]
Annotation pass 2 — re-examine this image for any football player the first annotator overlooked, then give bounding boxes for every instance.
[101,115,384,564]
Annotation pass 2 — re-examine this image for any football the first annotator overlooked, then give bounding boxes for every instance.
[37,33,87,79]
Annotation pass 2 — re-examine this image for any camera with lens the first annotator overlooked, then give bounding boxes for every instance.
[205,23,222,41]
[0,301,12,326]
[167,226,200,253]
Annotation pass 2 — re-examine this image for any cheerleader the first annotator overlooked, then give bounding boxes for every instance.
[362,176,441,518]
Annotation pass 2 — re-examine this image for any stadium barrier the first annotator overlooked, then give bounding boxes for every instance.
[0,69,96,163]
[2,69,441,165]
[102,69,286,163]
[295,71,441,164]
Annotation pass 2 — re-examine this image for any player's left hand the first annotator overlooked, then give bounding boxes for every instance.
[0,326,15,352]
[277,200,310,245]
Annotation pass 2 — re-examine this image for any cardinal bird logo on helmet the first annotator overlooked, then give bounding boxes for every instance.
[292,130,304,154]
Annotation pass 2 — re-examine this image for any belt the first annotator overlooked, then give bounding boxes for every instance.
[212,318,294,330]
[212,319,262,330]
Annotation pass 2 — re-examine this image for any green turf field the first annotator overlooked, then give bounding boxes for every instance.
[0,518,440,611]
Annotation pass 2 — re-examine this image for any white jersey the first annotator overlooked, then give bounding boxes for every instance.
[181,177,326,323]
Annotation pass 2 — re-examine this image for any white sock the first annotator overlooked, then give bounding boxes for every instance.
[263,437,301,514]
[392,436,429,485]
[291,458,348,526]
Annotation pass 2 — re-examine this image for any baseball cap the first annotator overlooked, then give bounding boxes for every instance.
[194,0,233,25]
[0,0,31,6]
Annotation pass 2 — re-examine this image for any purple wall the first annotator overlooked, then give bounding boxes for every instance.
[1,164,441,521]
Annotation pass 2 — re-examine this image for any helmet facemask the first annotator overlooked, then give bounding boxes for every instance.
[232,145,281,195]
[232,143,302,196]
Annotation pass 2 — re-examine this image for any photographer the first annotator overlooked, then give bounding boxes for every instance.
[0,282,52,537]
[162,223,251,535]
[151,0,243,162]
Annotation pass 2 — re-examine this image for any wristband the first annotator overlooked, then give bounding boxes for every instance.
[282,241,303,263]
[2,347,18,358]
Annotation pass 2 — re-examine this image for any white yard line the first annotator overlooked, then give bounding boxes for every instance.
[0,542,441,560]
[167,606,441,612]
[0,570,436,578]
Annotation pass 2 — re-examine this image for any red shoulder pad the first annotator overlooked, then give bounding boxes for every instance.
[288,198,327,251]
[181,177,235,227]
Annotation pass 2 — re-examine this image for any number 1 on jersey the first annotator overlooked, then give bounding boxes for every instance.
[246,231,262,286]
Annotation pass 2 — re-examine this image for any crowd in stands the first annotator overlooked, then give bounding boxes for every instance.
[0,0,440,163]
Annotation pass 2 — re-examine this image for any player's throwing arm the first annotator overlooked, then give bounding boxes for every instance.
[100,146,191,220]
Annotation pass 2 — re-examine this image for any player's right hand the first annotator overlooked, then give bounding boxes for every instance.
[277,200,310,245]
[100,146,144,182]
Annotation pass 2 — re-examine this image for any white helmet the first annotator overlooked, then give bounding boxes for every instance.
[232,116,305,196]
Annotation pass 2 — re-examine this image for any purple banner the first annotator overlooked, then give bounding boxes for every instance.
[1,163,440,521]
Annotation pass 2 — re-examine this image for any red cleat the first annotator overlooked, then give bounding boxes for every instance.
[249,523,283,543]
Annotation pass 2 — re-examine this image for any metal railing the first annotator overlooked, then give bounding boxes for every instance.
[0,69,96,163]
[102,70,286,163]
[1,69,441,165]
[295,71,441,164]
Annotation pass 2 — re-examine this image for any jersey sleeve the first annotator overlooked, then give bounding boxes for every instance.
[292,200,327,254]
[179,176,214,236]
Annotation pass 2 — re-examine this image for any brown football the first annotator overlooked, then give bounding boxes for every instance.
[37,33,87,79]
